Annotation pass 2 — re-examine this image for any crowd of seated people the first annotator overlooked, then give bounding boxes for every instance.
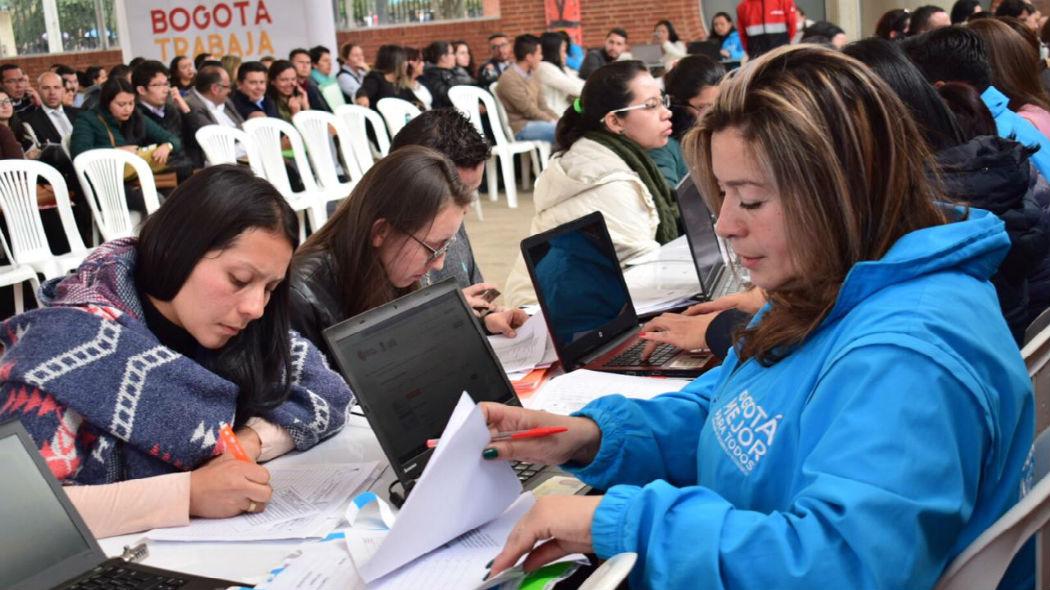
[4,11,1050,590]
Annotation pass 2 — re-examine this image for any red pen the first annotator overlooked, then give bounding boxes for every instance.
[219,422,252,462]
[426,426,568,449]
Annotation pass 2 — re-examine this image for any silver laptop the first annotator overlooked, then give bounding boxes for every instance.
[675,174,747,301]
[0,418,246,590]
[630,43,664,68]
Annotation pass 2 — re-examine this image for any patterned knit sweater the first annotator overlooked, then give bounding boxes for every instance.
[0,238,353,485]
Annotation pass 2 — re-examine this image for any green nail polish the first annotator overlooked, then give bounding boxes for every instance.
[485,558,494,568]
[482,447,499,460]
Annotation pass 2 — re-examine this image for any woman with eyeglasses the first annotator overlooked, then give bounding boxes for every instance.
[503,60,679,306]
[650,55,726,187]
[288,146,526,362]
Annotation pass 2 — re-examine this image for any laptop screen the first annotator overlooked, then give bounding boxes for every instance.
[0,422,100,589]
[324,281,517,476]
[676,175,725,298]
[521,212,637,369]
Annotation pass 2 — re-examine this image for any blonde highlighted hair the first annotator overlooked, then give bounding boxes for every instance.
[682,45,950,365]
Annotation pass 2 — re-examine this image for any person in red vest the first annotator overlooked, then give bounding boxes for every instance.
[736,0,797,58]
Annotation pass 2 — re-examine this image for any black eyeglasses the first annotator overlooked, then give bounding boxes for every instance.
[407,232,457,263]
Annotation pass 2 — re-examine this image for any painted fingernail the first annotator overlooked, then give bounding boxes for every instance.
[482,447,499,460]
[485,558,494,568]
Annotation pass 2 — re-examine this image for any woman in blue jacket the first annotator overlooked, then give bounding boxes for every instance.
[483,45,1035,590]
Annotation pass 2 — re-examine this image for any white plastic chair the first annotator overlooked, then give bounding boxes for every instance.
[0,230,40,316]
[73,149,161,243]
[334,104,390,174]
[242,118,327,240]
[449,85,549,209]
[194,125,265,177]
[292,110,359,212]
[376,97,422,139]
[320,84,346,109]
[0,160,89,279]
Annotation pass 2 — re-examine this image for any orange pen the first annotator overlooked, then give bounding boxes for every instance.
[219,422,252,462]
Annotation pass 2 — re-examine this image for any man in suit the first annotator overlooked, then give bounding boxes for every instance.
[184,64,246,167]
[24,72,79,147]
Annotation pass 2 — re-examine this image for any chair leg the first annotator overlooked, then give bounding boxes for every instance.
[12,282,23,314]
[473,193,484,221]
[499,153,518,208]
[486,158,499,202]
[297,211,307,243]
[519,154,530,190]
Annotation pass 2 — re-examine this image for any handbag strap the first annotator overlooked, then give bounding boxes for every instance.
[96,113,117,147]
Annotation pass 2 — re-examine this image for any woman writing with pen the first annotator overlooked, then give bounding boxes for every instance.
[0,166,352,538]
[481,46,1034,589]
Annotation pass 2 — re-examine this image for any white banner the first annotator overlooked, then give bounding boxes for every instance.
[115,0,337,64]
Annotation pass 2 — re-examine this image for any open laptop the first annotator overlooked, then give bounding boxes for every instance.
[0,418,248,590]
[322,279,576,500]
[521,212,715,378]
[629,44,664,68]
[676,174,747,301]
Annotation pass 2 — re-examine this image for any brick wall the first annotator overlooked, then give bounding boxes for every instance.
[1,0,703,83]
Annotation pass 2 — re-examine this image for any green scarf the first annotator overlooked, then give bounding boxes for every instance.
[585,130,680,244]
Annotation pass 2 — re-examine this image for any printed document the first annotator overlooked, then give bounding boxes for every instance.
[526,369,691,415]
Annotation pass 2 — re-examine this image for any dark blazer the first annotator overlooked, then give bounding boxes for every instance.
[23,106,81,145]
[230,89,278,121]
[183,89,246,167]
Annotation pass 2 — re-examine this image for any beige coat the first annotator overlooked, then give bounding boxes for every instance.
[494,65,558,135]
[503,137,661,306]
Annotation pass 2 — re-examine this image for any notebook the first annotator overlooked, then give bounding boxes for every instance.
[322,279,576,500]
[521,212,714,378]
[0,418,248,590]
[675,174,746,301]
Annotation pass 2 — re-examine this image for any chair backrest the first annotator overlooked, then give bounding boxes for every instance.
[0,160,86,265]
[1028,308,1050,347]
[334,104,390,173]
[73,149,161,242]
[1024,323,1050,435]
[376,97,422,139]
[292,110,360,195]
[321,84,346,109]
[448,85,491,138]
[194,125,265,177]
[241,117,321,197]
[487,82,518,146]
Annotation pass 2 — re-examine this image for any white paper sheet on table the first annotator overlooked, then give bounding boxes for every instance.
[146,462,379,542]
[354,393,522,582]
[488,313,550,374]
[525,369,692,415]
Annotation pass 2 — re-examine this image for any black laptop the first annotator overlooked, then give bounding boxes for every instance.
[521,212,715,378]
[675,174,746,301]
[322,279,574,500]
[0,418,248,590]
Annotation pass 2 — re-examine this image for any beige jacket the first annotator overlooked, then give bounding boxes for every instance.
[495,65,558,134]
[504,137,660,306]
[535,61,585,117]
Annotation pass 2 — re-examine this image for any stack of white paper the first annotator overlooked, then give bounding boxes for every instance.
[526,369,691,415]
[487,313,551,375]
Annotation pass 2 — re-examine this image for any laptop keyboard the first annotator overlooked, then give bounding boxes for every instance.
[511,460,544,483]
[67,563,185,590]
[607,341,676,367]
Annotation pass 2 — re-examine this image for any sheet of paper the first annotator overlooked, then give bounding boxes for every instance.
[525,369,691,415]
[487,313,550,374]
[147,462,378,542]
[356,393,521,582]
[259,534,365,590]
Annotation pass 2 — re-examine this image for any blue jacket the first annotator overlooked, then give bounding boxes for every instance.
[982,85,1050,181]
[568,208,1034,590]
[722,30,746,61]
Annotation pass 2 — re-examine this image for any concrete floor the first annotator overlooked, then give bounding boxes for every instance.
[463,189,536,300]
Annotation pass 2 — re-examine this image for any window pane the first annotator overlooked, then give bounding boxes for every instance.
[57,0,119,52]
[3,0,48,56]
[344,0,491,28]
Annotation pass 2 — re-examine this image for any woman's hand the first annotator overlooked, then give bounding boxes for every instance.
[484,308,527,338]
[488,495,601,577]
[684,286,766,316]
[236,426,263,461]
[152,143,172,165]
[188,454,272,518]
[289,95,305,114]
[479,402,601,466]
[169,87,191,113]
[639,311,716,359]
[23,146,41,160]
[35,184,56,208]
[463,282,500,310]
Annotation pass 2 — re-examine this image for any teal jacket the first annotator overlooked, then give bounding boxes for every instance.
[69,109,182,159]
[569,208,1035,590]
[648,137,688,189]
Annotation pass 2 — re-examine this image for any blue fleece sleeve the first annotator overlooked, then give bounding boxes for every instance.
[565,365,724,489]
[589,343,990,590]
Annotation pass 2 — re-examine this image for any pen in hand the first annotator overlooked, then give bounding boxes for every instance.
[426,426,568,449]
[218,422,252,462]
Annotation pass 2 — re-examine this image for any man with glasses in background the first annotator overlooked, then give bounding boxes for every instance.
[184,64,246,168]
[132,60,190,140]
[0,64,39,115]
[479,33,513,87]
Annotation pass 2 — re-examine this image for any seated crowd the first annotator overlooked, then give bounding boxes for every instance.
[3,5,1050,588]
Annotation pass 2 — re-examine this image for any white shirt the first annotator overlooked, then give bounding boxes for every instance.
[193,89,244,157]
[43,105,72,139]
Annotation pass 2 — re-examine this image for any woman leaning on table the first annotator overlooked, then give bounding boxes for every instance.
[0,166,352,539]
[482,45,1035,590]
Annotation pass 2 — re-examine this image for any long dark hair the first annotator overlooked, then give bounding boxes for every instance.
[970,17,1050,112]
[98,77,144,140]
[555,60,648,151]
[266,59,296,104]
[136,165,299,423]
[843,37,966,151]
[709,12,735,44]
[656,19,680,43]
[169,55,192,87]
[294,146,472,319]
[875,9,911,39]
[452,40,475,77]
[540,32,565,67]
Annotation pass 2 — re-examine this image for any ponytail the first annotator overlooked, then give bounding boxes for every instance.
[554,60,648,151]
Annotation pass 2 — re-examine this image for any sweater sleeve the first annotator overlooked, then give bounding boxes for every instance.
[64,472,191,539]
[737,5,750,52]
[69,114,106,158]
[142,114,181,153]
[497,74,554,122]
[539,64,584,101]
[587,344,993,590]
